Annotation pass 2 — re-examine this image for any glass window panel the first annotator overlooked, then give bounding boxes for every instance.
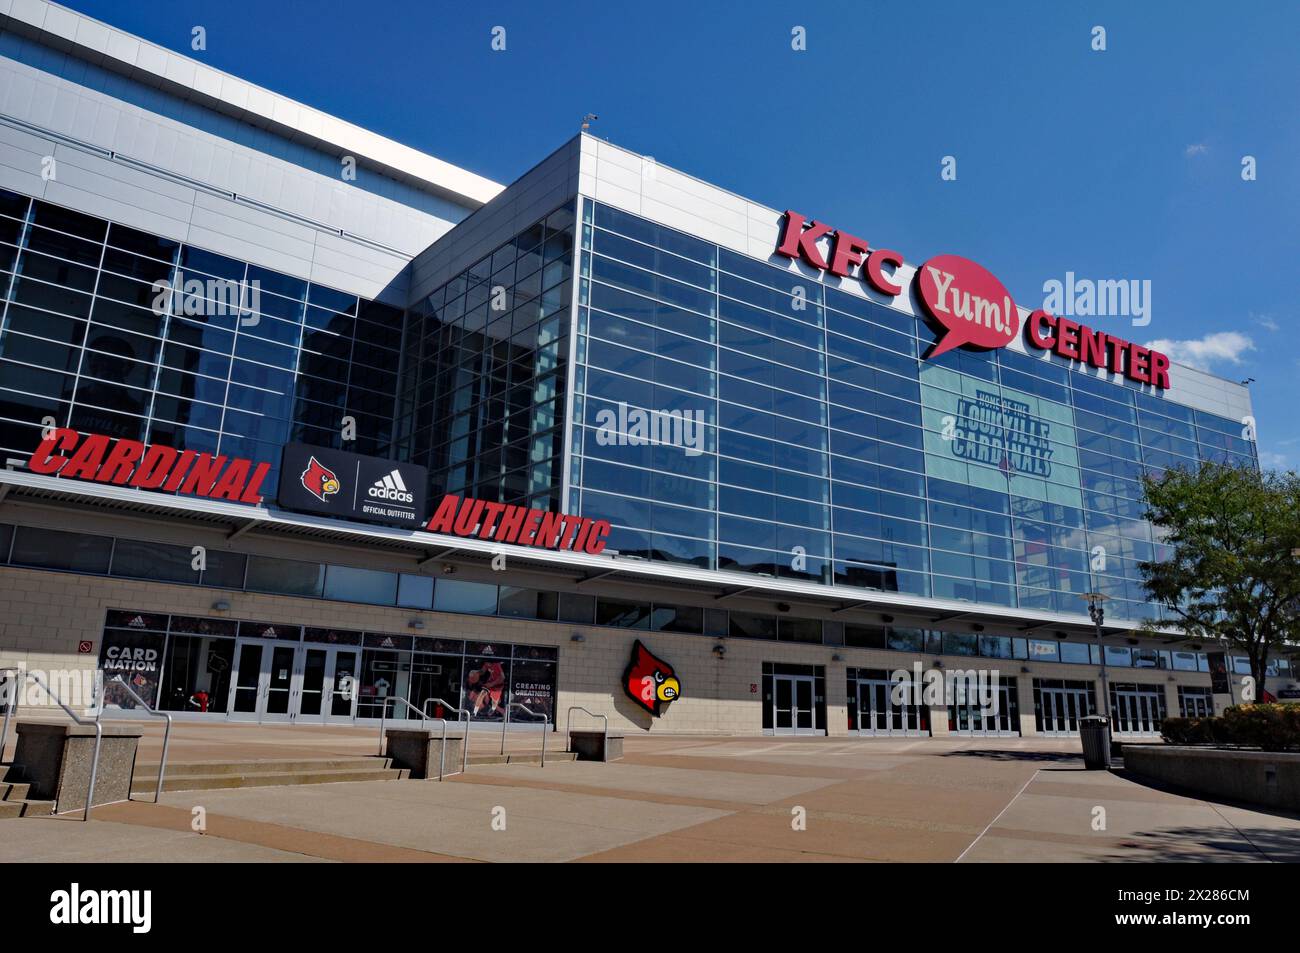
[245,556,324,597]
[110,538,200,584]
[397,573,435,609]
[11,526,112,573]
[596,598,652,628]
[433,579,498,615]
[323,565,399,605]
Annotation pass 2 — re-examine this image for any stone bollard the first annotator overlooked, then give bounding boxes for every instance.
[12,721,143,814]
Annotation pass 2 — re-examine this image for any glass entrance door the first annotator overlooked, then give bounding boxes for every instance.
[262,644,297,720]
[1112,685,1164,735]
[1180,689,1213,719]
[773,675,817,735]
[226,640,322,723]
[1036,684,1094,735]
[949,681,1018,736]
[296,646,360,723]
[856,679,927,736]
[229,640,272,722]
[326,648,360,722]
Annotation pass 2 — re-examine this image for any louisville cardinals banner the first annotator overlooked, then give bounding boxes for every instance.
[1206,651,1232,695]
[277,443,428,528]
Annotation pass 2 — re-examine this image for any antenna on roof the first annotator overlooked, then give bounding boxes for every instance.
[581,113,598,133]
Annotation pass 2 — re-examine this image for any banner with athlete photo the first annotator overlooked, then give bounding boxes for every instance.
[98,620,166,709]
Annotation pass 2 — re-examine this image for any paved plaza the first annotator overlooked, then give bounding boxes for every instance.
[2,724,1299,862]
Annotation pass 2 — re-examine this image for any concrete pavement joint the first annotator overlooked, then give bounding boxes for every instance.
[954,768,1041,863]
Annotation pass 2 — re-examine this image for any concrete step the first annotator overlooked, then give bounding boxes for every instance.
[136,757,396,779]
[0,798,55,819]
[0,781,32,801]
[499,751,577,765]
[131,766,410,794]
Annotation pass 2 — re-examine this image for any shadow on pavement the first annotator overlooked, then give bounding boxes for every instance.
[1101,824,1300,862]
[941,749,1083,763]
[1113,768,1300,820]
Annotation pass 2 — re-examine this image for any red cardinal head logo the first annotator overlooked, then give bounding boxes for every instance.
[301,456,340,502]
[623,640,680,717]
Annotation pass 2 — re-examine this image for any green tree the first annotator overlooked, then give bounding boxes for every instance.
[1139,462,1300,692]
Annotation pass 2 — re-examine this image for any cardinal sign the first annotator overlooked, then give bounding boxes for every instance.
[622,640,681,717]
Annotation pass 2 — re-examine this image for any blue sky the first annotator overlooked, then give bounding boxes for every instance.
[61,0,1300,469]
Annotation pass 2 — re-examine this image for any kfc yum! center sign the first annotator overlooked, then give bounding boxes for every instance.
[775,210,1171,389]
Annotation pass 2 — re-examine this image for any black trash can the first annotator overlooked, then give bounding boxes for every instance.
[1079,715,1111,770]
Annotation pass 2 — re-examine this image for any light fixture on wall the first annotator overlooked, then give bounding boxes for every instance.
[408,619,425,630]
[970,623,985,632]
[211,600,231,612]
[570,633,585,643]
[881,614,894,624]
[932,659,943,669]
[441,563,457,575]
[712,643,727,658]
[776,602,791,613]
[1020,666,1031,674]
[831,653,843,662]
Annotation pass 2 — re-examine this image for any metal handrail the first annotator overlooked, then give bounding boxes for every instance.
[423,696,471,775]
[378,696,454,780]
[500,702,549,766]
[0,666,18,764]
[98,675,174,804]
[565,706,610,763]
[7,669,103,821]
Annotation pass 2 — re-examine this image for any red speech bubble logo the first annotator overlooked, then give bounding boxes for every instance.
[916,254,1019,359]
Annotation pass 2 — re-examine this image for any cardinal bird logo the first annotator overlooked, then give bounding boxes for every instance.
[300,455,341,502]
[623,640,681,717]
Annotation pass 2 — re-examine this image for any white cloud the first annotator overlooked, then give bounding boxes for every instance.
[1145,331,1253,371]
[1185,143,1208,156]
[1252,313,1280,332]
[1258,450,1290,471]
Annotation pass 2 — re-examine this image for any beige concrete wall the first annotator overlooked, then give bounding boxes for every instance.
[0,563,1280,736]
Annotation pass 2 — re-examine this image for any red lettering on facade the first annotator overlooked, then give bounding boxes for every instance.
[865,248,904,295]
[94,439,145,484]
[828,230,870,278]
[129,445,178,488]
[775,210,832,270]
[27,428,78,474]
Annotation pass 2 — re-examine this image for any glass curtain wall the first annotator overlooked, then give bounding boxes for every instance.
[0,188,403,494]
[572,201,1257,622]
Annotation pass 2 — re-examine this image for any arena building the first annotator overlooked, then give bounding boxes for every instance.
[0,0,1289,740]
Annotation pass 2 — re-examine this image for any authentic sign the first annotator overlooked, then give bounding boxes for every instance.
[425,494,612,554]
[27,428,271,503]
[774,210,1172,388]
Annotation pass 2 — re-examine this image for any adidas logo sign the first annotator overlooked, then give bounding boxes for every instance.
[368,469,414,503]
